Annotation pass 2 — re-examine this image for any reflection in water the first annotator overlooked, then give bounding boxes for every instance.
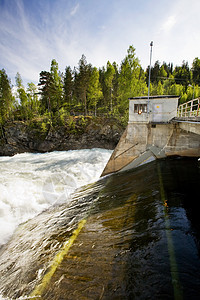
[0,158,200,299]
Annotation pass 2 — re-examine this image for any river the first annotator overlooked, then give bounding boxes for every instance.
[0,150,200,299]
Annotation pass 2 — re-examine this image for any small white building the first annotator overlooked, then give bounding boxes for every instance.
[129,95,179,123]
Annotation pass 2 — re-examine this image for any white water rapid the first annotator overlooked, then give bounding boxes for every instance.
[0,149,112,246]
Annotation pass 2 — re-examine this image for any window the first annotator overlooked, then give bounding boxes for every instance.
[134,104,147,114]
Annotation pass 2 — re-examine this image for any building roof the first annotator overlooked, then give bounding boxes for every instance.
[128,95,179,100]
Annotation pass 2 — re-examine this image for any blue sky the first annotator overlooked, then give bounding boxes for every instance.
[1,0,200,86]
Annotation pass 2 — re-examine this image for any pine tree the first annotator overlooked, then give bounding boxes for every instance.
[76,54,92,115]
[15,72,28,120]
[38,71,55,113]
[112,62,119,109]
[87,67,102,116]
[0,69,14,123]
[50,59,63,110]
[192,57,200,85]
[27,82,39,116]
[118,46,147,113]
[104,61,115,112]
[173,61,191,87]
[63,66,73,107]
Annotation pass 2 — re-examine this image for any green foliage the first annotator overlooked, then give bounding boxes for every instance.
[27,112,52,140]
[173,61,191,86]
[192,57,200,85]
[50,59,63,109]
[63,66,73,106]
[15,72,23,88]
[87,67,103,115]
[55,107,70,126]
[73,54,93,115]
[1,45,200,129]
[66,116,76,133]
[15,74,40,120]
[104,61,115,112]
[151,81,164,95]
[145,58,200,102]
[27,82,40,116]
[0,69,15,124]
[38,70,55,113]
[118,46,147,113]
[38,60,63,115]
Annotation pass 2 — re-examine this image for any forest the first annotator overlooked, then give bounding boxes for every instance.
[1,45,200,129]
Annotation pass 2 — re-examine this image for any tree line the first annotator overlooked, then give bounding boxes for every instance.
[1,45,200,126]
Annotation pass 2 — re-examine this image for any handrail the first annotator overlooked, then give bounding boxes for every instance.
[177,98,200,117]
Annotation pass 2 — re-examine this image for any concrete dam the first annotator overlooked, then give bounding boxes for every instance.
[102,96,200,176]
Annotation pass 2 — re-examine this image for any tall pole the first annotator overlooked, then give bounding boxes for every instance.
[148,41,153,114]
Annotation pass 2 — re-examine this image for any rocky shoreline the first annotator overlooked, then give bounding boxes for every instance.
[0,117,125,156]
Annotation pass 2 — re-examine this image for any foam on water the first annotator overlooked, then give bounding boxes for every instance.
[0,149,112,246]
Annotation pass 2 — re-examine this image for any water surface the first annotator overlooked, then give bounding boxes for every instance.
[0,154,200,299]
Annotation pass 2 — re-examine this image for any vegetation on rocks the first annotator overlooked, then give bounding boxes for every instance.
[1,44,200,155]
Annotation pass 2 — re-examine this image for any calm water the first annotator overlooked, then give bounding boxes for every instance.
[0,153,199,299]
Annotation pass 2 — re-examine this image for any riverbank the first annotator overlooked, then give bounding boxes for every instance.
[0,116,125,156]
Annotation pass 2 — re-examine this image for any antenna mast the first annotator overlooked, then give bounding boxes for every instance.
[148,41,153,114]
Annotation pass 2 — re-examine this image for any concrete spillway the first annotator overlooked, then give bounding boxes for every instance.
[102,96,200,177]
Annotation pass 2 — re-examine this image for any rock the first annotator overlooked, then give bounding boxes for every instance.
[0,118,125,156]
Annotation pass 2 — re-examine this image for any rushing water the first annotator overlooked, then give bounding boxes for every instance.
[0,151,200,299]
[0,149,112,246]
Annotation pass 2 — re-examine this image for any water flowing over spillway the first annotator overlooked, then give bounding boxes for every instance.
[0,149,112,246]
[0,152,200,299]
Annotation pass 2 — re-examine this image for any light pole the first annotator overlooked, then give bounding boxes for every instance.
[148,41,153,114]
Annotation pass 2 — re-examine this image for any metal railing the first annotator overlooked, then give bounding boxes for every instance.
[177,98,200,117]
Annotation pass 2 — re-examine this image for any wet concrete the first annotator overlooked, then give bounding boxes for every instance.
[101,122,200,176]
[0,159,200,299]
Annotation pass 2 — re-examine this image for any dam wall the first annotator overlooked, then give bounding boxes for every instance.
[101,96,200,177]
[101,121,200,176]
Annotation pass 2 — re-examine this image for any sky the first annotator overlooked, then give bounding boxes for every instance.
[1,0,200,86]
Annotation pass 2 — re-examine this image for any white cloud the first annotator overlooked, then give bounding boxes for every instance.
[161,15,177,33]
[70,3,79,16]
[1,0,200,87]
